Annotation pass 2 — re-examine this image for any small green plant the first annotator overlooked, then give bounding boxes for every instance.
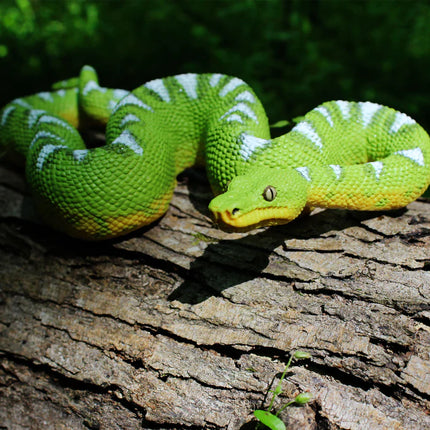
[254,350,313,430]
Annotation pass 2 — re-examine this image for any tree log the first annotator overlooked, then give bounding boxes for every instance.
[1,163,429,429]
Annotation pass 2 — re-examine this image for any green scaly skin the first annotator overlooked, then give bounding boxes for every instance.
[0,66,429,239]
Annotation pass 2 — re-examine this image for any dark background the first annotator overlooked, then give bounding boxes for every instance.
[1,0,429,129]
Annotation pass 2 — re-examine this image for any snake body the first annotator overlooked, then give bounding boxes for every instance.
[1,66,429,239]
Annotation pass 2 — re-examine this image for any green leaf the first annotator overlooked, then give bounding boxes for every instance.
[254,410,286,430]
[292,116,305,124]
[273,385,283,396]
[294,392,313,405]
[270,119,289,128]
[293,350,311,360]
[0,45,8,58]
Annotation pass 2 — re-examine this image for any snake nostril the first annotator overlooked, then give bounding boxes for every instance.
[232,208,240,216]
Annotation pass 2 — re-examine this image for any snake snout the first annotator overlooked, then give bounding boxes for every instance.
[208,195,241,229]
[210,206,239,223]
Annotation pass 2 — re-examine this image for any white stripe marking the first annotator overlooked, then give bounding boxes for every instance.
[82,81,107,96]
[144,79,170,102]
[12,98,32,109]
[120,113,140,127]
[209,74,223,87]
[239,133,271,160]
[73,149,89,162]
[55,80,68,88]
[28,110,46,129]
[38,115,75,132]
[37,92,54,102]
[296,166,311,182]
[219,77,245,97]
[112,89,129,100]
[296,167,311,182]
[359,101,382,128]
[395,147,425,166]
[369,161,383,180]
[112,94,153,114]
[336,100,351,120]
[235,90,255,104]
[314,106,334,127]
[30,130,65,149]
[292,122,323,149]
[56,89,66,97]
[329,164,342,180]
[82,81,99,96]
[175,74,198,99]
[389,111,416,133]
[225,114,244,124]
[36,144,68,170]
[112,130,143,156]
[108,100,117,112]
[82,65,96,73]
[220,102,258,123]
[1,106,15,126]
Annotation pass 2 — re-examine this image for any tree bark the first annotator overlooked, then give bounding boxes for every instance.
[1,162,429,430]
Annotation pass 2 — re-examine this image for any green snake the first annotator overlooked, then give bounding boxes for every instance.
[1,66,429,240]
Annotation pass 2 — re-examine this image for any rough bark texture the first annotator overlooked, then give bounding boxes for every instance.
[1,162,429,430]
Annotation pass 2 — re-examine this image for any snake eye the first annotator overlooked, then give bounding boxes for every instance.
[263,185,277,202]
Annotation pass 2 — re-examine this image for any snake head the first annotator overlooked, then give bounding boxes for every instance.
[208,167,309,231]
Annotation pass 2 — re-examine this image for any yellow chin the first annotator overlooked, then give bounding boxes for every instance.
[211,207,300,232]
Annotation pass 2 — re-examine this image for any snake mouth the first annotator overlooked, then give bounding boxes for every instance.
[210,208,250,232]
[210,207,293,232]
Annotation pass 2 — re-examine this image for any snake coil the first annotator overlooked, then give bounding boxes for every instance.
[1,66,429,239]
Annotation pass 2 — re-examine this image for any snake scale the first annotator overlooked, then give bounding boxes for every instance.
[1,66,429,240]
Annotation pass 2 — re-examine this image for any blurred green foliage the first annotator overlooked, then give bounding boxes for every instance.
[0,0,429,128]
